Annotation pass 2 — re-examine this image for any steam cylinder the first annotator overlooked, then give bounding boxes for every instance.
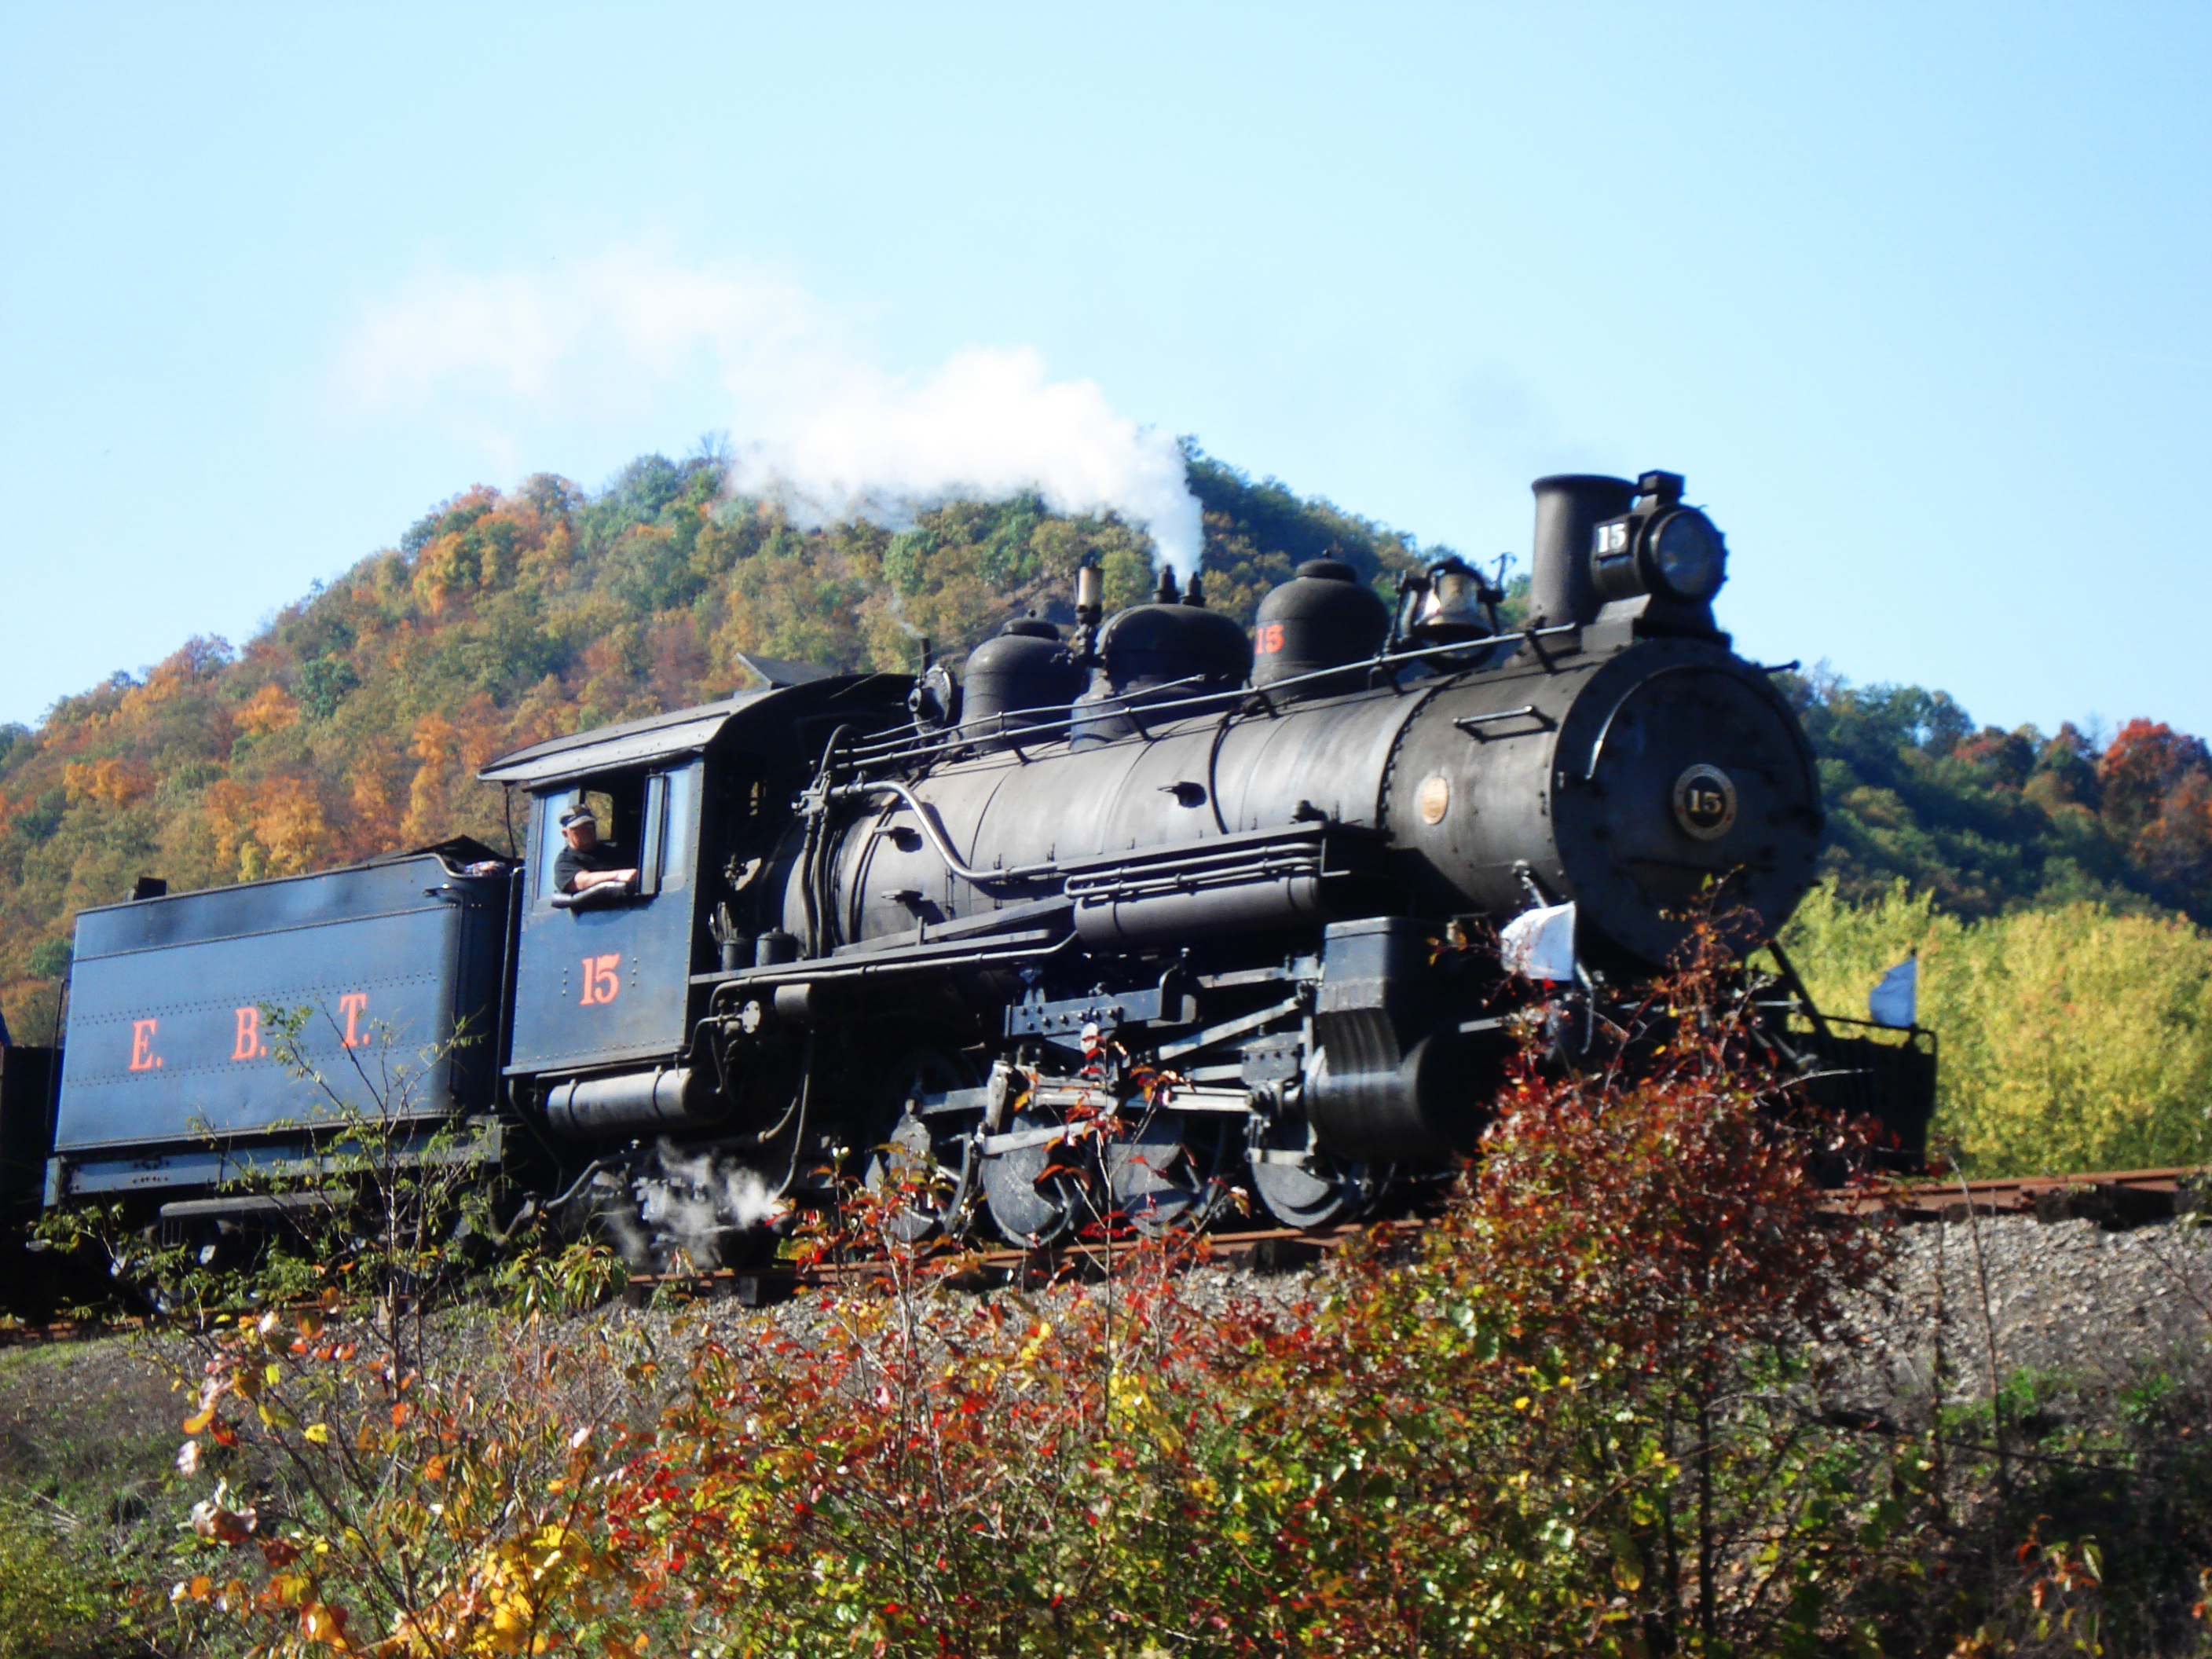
[1529,474,1635,628]
[545,1068,726,1137]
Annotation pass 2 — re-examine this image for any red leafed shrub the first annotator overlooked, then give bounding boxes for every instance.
[1469,931,1890,1371]
[1188,928,1912,1657]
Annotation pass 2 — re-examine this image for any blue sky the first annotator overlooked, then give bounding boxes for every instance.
[3,2,2207,738]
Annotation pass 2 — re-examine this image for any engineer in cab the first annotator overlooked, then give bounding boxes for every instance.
[554,808,639,898]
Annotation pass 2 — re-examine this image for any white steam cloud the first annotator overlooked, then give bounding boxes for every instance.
[334,247,1201,569]
[632,1142,789,1271]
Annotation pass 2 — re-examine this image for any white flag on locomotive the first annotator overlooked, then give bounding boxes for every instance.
[1500,902,1577,983]
[1868,955,1917,1028]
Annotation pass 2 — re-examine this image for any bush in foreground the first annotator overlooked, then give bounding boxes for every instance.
[147,947,1948,1657]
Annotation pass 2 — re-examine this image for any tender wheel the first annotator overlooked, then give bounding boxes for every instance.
[1245,1115,1380,1230]
[1104,1111,1231,1234]
[981,1108,1082,1246]
[860,1049,983,1243]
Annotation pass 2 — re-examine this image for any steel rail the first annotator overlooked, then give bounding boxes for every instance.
[625,1166,2211,1306]
[9,1166,2203,1343]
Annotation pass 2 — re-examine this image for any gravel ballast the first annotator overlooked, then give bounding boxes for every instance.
[1837,1214,2212,1408]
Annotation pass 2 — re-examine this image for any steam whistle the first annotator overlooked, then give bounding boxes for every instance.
[1074,557,1104,666]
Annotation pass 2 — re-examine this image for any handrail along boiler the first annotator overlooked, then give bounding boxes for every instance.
[26,471,1936,1258]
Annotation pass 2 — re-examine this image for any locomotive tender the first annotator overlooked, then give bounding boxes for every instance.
[27,471,1927,1258]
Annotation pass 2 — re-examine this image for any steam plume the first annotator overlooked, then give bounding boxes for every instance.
[335,247,1201,570]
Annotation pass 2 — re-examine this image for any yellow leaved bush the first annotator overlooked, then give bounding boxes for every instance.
[1780,881,2212,1175]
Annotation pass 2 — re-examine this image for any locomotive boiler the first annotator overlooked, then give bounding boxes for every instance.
[31,470,1931,1263]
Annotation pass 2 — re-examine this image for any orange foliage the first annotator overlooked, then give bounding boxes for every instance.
[126,636,234,712]
[236,683,301,738]
[197,778,257,878]
[251,776,331,877]
[2135,767,2212,892]
[401,715,458,845]
[452,694,503,778]
[342,742,405,862]
[62,758,151,810]
[409,486,502,615]
[650,615,706,706]
[2097,718,2211,837]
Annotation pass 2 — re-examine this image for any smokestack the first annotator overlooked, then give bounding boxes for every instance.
[1529,474,1635,628]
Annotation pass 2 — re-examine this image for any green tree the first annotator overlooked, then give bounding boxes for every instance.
[1781,881,2212,1173]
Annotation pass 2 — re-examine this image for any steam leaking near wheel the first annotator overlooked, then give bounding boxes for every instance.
[628,1143,789,1271]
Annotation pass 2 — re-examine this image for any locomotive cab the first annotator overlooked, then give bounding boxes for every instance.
[507,760,705,1092]
[481,670,913,1142]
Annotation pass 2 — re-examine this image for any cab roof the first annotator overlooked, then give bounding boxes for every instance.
[476,666,910,788]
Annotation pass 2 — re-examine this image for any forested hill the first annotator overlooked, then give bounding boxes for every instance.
[2,445,2208,1040]
[1785,676,2212,925]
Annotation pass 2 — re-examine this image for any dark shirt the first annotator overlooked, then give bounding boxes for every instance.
[553,840,629,895]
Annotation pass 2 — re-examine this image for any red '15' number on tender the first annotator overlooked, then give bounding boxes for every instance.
[1254,623,1285,654]
[580,954,622,1006]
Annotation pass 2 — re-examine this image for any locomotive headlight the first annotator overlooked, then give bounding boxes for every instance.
[1648,508,1727,602]
[1588,471,1728,607]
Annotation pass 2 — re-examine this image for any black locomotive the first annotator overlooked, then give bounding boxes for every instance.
[12,471,1933,1262]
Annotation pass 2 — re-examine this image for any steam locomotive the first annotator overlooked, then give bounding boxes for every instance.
[8,471,1933,1264]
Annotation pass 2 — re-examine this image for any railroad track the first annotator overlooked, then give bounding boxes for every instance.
[1822,1165,2206,1225]
[622,1166,2212,1308]
[0,1313,146,1347]
[619,1218,1412,1309]
[0,1223,1381,1343]
[5,1168,2202,1342]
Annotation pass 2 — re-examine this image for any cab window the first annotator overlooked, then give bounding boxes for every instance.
[535,782,636,903]
[533,767,693,905]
